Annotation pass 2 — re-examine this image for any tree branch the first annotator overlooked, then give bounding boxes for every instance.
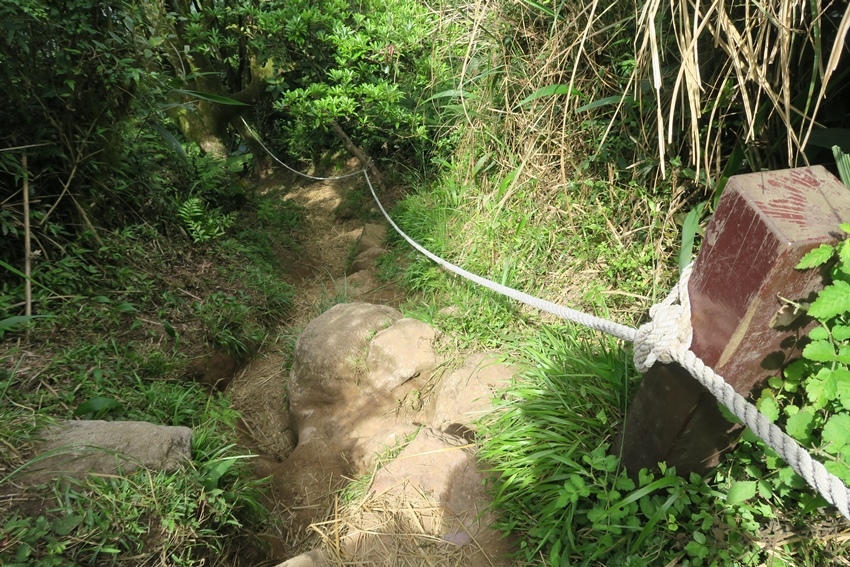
[330,121,388,193]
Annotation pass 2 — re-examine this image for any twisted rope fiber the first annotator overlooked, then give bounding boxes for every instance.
[244,121,850,520]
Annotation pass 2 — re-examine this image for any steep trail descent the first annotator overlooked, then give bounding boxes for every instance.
[225,160,404,558]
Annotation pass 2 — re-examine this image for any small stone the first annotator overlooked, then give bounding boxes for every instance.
[348,246,387,274]
[355,224,387,255]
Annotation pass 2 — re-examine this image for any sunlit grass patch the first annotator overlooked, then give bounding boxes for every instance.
[477,327,766,566]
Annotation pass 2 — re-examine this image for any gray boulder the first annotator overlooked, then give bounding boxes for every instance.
[22,420,192,484]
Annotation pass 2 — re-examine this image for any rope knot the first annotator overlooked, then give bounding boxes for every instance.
[633,263,695,373]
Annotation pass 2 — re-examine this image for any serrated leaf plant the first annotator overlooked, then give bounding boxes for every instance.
[736,223,850,519]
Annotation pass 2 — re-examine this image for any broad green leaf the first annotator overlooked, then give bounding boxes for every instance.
[803,340,838,362]
[74,396,121,417]
[0,259,58,295]
[163,320,177,339]
[841,223,850,234]
[833,325,850,341]
[201,457,240,490]
[515,84,582,108]
[778,466,805,488]
[519,0,556,17]
[796,244,834,269]
[809,280,850,320]
[116,301,137,313]
[152,123,187,160]
[824,460,850,484]
[837,375,850,411]
[809,326,829,341]
[834,145,850,188]
[757,395,780,422]
[806,129,850,151]
[822,414,850,451]
[839,240,850,268]
[422,89,477,103]
[0,315,51,332]
[679,202,706,273]
[785,408,815,442]
[726,480,757,504]
[575,95,634,113]
[784,359,808,380]
[52,513,84,536]
[808,367,841,408]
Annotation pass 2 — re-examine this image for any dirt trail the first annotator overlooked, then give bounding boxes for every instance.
[225,162,402,558]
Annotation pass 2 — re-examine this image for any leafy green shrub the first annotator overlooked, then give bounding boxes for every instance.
[266,0,440,167]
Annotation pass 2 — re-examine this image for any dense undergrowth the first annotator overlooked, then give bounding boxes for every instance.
[377,0,850,565]
[0,186,302,565]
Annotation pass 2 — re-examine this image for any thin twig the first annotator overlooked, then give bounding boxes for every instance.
[39,161,78,227]
[0,142,53,153]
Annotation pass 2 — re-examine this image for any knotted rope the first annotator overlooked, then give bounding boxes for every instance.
[243,120,850,521]
[633,263,694,373]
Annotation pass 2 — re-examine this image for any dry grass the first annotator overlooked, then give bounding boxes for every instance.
[409,0,850,329]
[440,0,850,193]
[307,488,510,567]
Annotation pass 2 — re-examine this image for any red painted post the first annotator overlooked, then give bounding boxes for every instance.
[618,166,850,476]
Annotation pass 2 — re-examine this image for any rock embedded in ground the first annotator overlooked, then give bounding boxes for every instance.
[273,549,329,567]
[348,246,387,274]
[278,302,516,563]
[355,223,387,254]
[288,302,401,430]
[339,269,404,307]
[370,426,493,532]
[343,426,514,566]
[22,420,192,485]
[365,317,438,395]
[428,352,516,431]
[279,426,516,566]
[282,302,432,532]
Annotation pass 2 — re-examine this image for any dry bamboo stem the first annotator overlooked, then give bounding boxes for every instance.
[22,153,33,343]
[22,154,31,320]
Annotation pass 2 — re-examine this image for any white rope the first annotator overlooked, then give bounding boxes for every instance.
[240,118,364,181]
[674,347,850,520]
[243,121,850,521]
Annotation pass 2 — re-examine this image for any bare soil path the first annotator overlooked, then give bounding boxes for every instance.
[225,161,403,559]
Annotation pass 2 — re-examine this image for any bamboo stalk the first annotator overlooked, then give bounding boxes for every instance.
[22,154,32,325]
